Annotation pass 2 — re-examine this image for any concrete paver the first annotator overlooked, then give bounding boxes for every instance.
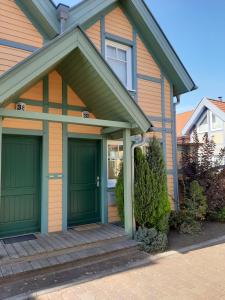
[33,242,225,300]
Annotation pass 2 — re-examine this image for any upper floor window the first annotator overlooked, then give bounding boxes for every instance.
[197,113,208,133]
[211,112,223,131]
[105,40,132,90]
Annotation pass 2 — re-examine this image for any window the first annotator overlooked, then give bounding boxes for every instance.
[211,113,223,131]
[108,141,123,188]
[197,113,208,133]
[105,40,132,90]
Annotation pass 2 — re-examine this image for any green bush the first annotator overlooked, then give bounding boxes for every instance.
[115,163,124,224]
[169,181,207,234]
[209,207,225,222]
[135,226,168,254]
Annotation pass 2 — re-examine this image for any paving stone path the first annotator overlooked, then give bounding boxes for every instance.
[30,241,225,300]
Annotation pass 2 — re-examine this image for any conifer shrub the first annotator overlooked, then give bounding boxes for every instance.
[145,137,171,232]
[169,180,207,234]
[135,227,168,253]
[115,137,171,235]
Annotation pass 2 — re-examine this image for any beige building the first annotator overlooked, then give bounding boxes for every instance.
[181,97,225,157]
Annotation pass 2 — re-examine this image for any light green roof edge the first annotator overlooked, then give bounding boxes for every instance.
[19,0,59,39]
[0,27,151,133]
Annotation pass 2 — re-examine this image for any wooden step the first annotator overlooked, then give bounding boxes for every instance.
[0,238,139,283]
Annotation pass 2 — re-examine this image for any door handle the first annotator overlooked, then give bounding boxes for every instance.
[96,176,100,187]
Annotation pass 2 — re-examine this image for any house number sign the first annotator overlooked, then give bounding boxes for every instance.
[16,102,26,111]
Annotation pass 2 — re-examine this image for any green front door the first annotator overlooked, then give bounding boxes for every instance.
[0,135,41,237]
[68,139,101,226]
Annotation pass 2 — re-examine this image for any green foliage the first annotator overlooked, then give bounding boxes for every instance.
[183,181,207,221]
[135,226,168,253]
[180,130,225,214]
[209,207,225,222]
[115,163,124,224]
[169,181,207,234]
[133,148,153,228]
[115,137,170,234]
[145,137,171,232]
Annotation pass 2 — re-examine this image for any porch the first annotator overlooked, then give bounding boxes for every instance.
[0,224,138,281]
[0,27,151,239]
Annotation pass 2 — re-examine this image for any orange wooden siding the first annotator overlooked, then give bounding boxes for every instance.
[48,179,62,232]
[85,21,101,51]
[136,35,160,78]
[137,79,161,117]
[67,110,101,134]
[164,78,171,118]
[105,7,133,40]
[49,71,62,104]
[0,45,31,74]
[166,133,173,169]
[108,205,119,223]
[0,0,43,48]
[20,81,43,101]
[3,103,43,130]
[67,86,86,107]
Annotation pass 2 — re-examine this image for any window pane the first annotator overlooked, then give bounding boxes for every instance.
[107,45,116,58]
[107,58,127,86]
[117,49,127,61]
[108,144,123,180]
[108,160,121,179]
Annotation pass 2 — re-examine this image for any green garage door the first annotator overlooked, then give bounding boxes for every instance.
[0,135,41,237]
[68,139,101,226]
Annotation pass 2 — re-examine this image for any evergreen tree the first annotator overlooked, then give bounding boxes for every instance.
[145,137,170,232]
[134,147,152,227]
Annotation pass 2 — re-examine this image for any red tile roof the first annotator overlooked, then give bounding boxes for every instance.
[176,110,193,137]
[209,99,225,113]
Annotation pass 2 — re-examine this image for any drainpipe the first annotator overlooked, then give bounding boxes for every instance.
[131,133,147,237]
[56,4,69,34]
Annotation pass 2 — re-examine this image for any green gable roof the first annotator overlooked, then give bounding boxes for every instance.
[0,27,151,133]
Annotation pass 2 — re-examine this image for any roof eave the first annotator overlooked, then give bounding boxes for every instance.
[18,0,59,39]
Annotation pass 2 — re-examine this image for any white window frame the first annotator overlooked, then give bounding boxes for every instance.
[105,39,132,91]
[107,140,123,188]
[210,111,223,131]
[197,112,209,133]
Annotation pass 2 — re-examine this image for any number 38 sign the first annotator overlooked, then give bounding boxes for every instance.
[16,102,26,111]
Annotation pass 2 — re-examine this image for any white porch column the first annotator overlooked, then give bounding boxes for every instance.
[123,128,133,237]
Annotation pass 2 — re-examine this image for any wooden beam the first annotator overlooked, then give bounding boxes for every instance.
[0,109,132,129]
[101,137,108,224]
[101,127,121,135]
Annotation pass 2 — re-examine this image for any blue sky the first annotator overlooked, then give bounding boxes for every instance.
[54,0,225,113]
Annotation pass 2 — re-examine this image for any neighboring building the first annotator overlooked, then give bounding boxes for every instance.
[176,110,193,143]
[180,97,225,157]
[0,0,195,238]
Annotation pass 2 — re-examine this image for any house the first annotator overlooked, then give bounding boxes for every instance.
[181,97,225,157]
[0,0,195,238]
[176,110,193,144]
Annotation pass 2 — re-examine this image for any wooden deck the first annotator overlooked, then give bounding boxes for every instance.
[0,224,138,280]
